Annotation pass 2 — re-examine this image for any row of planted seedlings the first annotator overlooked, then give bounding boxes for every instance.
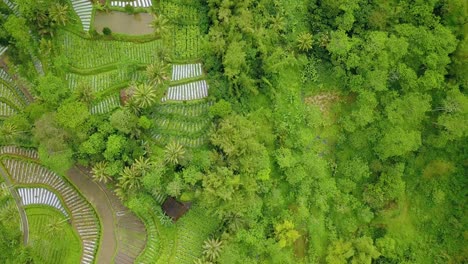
[59,31,163,68]
[171,207,219,264]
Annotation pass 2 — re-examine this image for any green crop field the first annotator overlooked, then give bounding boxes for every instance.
[58,31,162,69]
[25,206,82,264]
[137,206,218,264]
[151,101,212,147]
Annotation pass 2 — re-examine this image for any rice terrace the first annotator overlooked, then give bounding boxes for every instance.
[0,0,466,263]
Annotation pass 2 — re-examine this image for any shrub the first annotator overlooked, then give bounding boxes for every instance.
[102,27,112,35]
[125,4,135,14]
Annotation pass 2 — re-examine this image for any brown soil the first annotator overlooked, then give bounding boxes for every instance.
[304,92,341,114]
[67,166,146,264]
[93,11,154,35]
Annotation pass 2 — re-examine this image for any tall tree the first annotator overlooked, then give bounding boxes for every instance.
[133,83,158,109]
[91,161,111,183]
[164,141,185,165]
[146,61,170,85]
[150,14,169,37]
[203,238,223,261]
[49,3,69,26]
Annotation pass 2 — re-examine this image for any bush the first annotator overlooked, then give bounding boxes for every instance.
[125,4,135,14]
[89,29,99,38]
[209,99,232,118]
[102,27,112,35]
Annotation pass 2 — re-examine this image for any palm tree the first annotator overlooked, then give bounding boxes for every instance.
[114,186,126,201]
[91,161,111,183]
[47,217,67,235]
[202,238,223,261]
[158,211,172,226]
[0,123,18,142]
[0,203,17,222]
[36,12,54,36]
[133,83,158,109]
[146,61,170,85]
[150,14,169,37]
[269,13,286,33]
[119,166,141,191]
[164,141,185,165]
[75,81,95,105]
[133,157,153,176]
[156,47,172,63]
[297,32,313,52]
[50,3,69,26]
[39,38,53,57]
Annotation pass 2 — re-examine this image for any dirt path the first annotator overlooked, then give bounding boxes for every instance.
[0,165,29,245]
[67,166,146,264]
[67,166,117,263]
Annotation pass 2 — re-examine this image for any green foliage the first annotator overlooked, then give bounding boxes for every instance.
[104,134,126,161]
[56,101,89,130]
[209,99,232,118]
[102,27,112,36]
[26,207,81,264]
[36,74,70,108]
[110,109,138,134]
[274,220,300,248]
[297,32,313,52]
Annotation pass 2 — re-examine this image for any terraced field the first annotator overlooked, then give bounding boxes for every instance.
[136,206,218,264]
[151,101,212,147]
[0,146,100,264]
[90,93,121,115]
[26,206,82,264]
[66,70,146,93]
[59,31,162,69]
[70,0,92,31]
[0,69,29,118]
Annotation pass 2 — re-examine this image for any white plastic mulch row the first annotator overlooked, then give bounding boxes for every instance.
[162,80,208,102]
[90,94,120,115]
[71,0,92,31]
[0,101,16,116]
[66,71,127,92]
[171,63,203,81]
[1,82,24,107]
[110,0,152,8]
[0,45,7,57]
[2,158,99,264]
[0,146,39,159]
[0,68,13,83]
[2,0,19,15]
[18,187,68,217]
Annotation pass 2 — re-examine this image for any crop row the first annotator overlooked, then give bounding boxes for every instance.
[0,81,26,109]
[153,101,212,118]
[90,93,120,115]
[168,25,201,60]
[171,207,219,264]
[59,31,162,68]
[66,70,145,93]
[162,2,201,25]
[152,116,211,135]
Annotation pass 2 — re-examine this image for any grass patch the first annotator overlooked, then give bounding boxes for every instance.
[25,206,82,264]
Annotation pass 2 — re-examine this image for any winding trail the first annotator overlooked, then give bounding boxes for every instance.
[0,165,29,245]
[67,166,146,264]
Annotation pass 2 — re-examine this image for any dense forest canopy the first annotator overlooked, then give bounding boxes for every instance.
[0,0,466,263]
